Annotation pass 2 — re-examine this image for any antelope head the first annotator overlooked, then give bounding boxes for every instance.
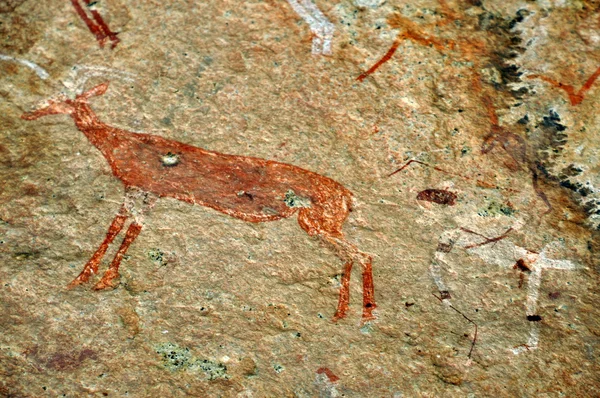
[21,82,109,120]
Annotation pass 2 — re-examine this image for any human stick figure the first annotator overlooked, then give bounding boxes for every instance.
[431,227,581,354]
[21,82,376,322]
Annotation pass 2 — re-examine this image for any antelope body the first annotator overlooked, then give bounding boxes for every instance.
[22,83,376,321]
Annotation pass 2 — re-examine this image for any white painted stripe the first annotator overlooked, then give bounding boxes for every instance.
[63,65,136,94]
[0,54,49,79]
[286,0,335,55]
[432,228,581,355]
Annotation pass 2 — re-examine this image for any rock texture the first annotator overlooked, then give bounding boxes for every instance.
[1,0,599,396]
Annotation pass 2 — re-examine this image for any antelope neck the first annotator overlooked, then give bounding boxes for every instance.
[71,102,121,156]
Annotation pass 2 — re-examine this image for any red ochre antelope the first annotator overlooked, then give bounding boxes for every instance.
[21,83,376,321]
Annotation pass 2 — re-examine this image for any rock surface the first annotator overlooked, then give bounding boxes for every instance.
[1,0,599,396]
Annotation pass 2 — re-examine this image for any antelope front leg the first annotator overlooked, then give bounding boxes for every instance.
[361,255,376,321]
[93,222,142,290]
[333,260,352,321]
[68,205,128,288]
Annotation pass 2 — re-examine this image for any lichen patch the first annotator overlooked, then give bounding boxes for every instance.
[283,190,311,208]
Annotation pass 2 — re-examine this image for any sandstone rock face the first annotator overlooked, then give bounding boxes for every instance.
[1,1,599,396]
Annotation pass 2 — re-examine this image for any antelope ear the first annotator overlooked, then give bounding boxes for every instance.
[79,82,109,99]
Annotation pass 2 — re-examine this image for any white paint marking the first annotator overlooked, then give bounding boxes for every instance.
[0,54,49,79]
[430,252,450,295]
[63,65,136,95]
[286,0,335,55]
[430,228,583,354]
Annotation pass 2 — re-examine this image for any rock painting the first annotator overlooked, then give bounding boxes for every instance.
[285,0,334,55]
[20,83,376,322]
[70,0,120,49]
[430,226,581,354]
[527,66,600,106]
[0,54,48,79]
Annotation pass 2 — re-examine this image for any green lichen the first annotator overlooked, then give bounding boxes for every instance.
[189,359,228,380]
[477,200,516,217]
[283,190,311,208]
[155,343,192,371]
[154,343,229,380]
[148,248,167,267]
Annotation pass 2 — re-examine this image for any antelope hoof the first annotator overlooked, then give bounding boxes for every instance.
[92,275,120,290]
[361,313,377,323]
[362,304,377,322]
[67,274,90,289]
[332,311,347,322]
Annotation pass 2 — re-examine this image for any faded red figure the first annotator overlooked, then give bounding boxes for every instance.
[21,83,376,322]
[527,66,600,106]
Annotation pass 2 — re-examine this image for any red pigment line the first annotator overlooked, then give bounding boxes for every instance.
[88,6,120,49]
[316,367,340,383]
[388,159,469,182]
[578,65,600,103]
[71,0,107,47]
[93,222,142,290]
[68,208,128,288]
[388,160,448,177]
[464,227,513,249]
[531,169,552,215]
[480,95,499,127]
[459,227,488,240]
[404,30,452,52]
[362,258,376,321]
[433,293,477,358]
[387,159,505,191]
[357,39,401,82]
[333,261,352,321]
[529,66,600,106]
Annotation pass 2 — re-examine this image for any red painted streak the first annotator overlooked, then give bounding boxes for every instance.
[316,367,340,383]
[528,65,600,106]
[463,227,513,249]
[93,222,142,290]
[357,40,401,82]
[89,7,120,49]
[333,261,352,321]
[358,11,455,81]
[362,258,376,320]
[70,0,119,49]
[71,0,106,45]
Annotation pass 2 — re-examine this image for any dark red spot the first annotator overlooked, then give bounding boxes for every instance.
[316,367,340,383]
[416,189,457,206]
[513,259,531,272]
[45,348,97,371]
[437,242,454,253]
[548,291,560,300]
